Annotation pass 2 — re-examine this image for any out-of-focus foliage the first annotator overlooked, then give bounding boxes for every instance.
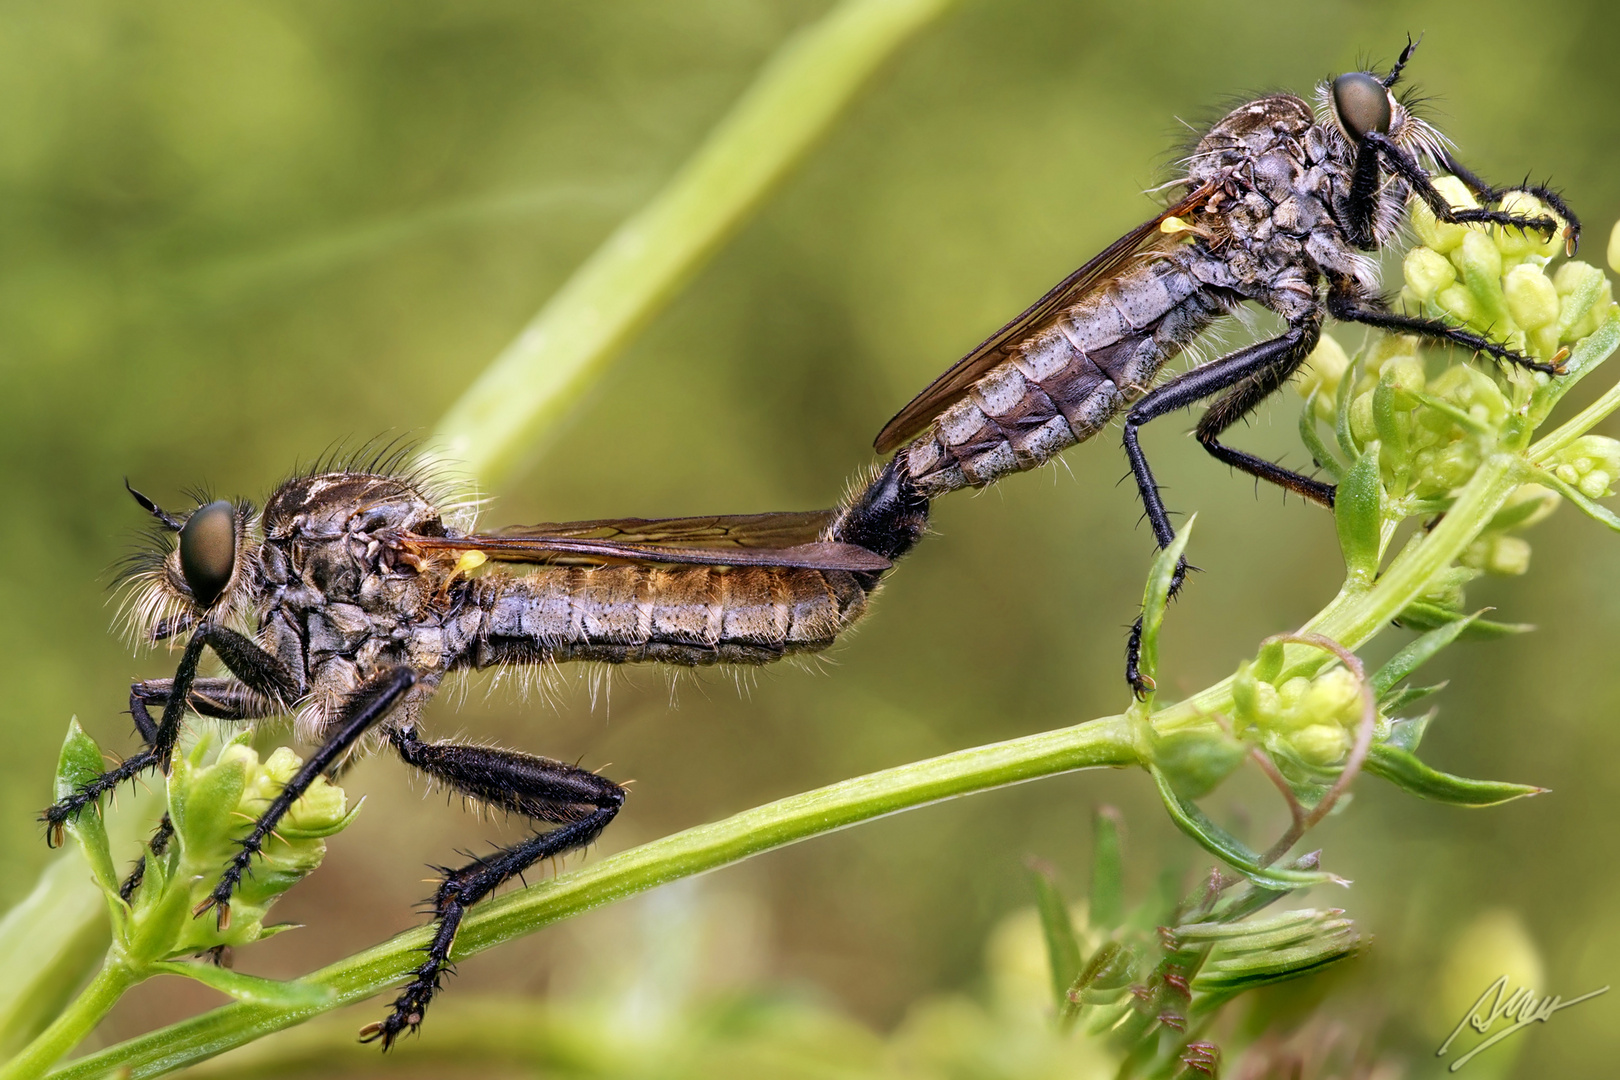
[3,1,1618,1076]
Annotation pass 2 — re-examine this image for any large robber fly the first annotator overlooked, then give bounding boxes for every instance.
[44,447,928,1046]
[871,39,1579,690]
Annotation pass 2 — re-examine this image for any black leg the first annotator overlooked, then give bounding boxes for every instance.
[1325,275,1562,374]
[1362,133,1563,242]
[1194,332,1335,508]
[1118,319,1324,693]
[1436,149,1581,253]
[43,632,209,846]
[194,666,419,928]
[43,624,300,845]
[360,727,626,1049]
[118,813,175,902]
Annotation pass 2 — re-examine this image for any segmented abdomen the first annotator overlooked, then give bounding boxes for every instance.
[469,563,871,668]
[902,258,1229,495]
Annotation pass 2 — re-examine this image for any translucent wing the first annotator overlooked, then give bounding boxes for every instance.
[873,182,1218,454]
[406,509,890,571]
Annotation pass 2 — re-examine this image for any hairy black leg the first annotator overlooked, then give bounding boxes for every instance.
[42,633,208,846]
[43,625,300,846]
[1325,275,1563,375]
[1118,322,1323,693]
[1436,150,1581,253]
[194,666,418,928]
[130,677,268,744]
[1194,324,1335,508]
[118,813,175,902]
[1361,133,1562,242]
[360,728,626,1049]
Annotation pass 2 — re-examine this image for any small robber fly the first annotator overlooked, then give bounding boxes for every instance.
[872,38,1579,691]
[44,445,929,1046]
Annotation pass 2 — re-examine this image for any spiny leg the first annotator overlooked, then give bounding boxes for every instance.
[360,727,626,1049]
[1119,320,1323,694]
[194,666,418,928]
[1436,149,1581,253]
[43,623,298,845]
[42,633,207,846]
[1194,326,1335,508]
[1324,274,1562,375]
[1361,133,1565,244]
[118,813,175,902]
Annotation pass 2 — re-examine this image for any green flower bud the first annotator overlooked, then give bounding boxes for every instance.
[1297,333,1349,418]
[1462,534,1532,576]
[1494,191,1560,259]
[1451,230,1508,329]
[1410,177,1479,254]
[1608,219,1620,276]
[1554,260,1607,339]
[1428,364,1510,428]
[1549,434,1620,499]
[158,736,353,956]
[1289,724,1353,768]
[1404,246,1458,303]
[1189,909,1359,994]
[1502,263,1559,330]
[1435,282,1479,326]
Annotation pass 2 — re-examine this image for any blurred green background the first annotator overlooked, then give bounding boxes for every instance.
[3,0,1618,1074]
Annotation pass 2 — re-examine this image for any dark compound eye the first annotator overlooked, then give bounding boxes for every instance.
[179,500,237,608]
[1331,72,1393,141]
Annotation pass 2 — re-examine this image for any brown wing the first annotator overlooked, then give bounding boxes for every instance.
[406,509,890,572]
[872,181,1218,454]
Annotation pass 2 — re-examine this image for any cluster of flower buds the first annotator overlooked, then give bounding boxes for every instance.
[161,738,353,954]
[1231,663,1365,774]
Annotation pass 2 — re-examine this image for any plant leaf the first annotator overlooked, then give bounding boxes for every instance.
[1364,744,1544,806]
[148,961,333,1008]
[1150,767,1341,890]
[1026,861,1081,1009]
[1089,807,1124,932]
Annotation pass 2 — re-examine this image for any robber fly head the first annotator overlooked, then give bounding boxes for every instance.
[116,482,259,647]
[1317,37,1444,166]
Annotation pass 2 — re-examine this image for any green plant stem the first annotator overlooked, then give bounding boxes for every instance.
[1,960,136,1080]
[46,716,1136,1079]
[1157,451,1525,734]
[426,0,950,489]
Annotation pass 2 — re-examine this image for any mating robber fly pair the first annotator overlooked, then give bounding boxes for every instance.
[45,40,1578,1047]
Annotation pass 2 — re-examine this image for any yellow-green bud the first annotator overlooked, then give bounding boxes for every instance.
[1465,533,1532,576]
[1494,191,1559,259]
[1411,177,1479,254]
[1300,668,1363,728]
[1435,283,1478,325]
[1452,230,1507,328]
[1297,333,1350,411]
[1502,264,1559,330]
[1404,246,1457,303]
[1608,220,1620,277]
[1550,435,1620,499]
[1290,724,1352,768]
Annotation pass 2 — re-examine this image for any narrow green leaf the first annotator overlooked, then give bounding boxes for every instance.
[1373,378,1409,493]
[1149,767,1340,890]
[1026,861,1081,1009]
[1297,391,1343,480]
[1089,808,1124,932]
[53,721,119,901]
[1335,451,1383,584]
[1371,614,1480,698]
[1379,682,1447,715]
[1333,353,1362,460]
[1528,310,1620,446]
[1392,602,1531,638]
[1135,518,1195,697]
[148,963,334,1009]
[1364,744,1544,806]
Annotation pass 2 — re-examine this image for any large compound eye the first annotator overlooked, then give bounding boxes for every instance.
[179,500,237,608]
[1331,72,1393,141]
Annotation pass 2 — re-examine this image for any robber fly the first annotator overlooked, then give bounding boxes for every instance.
[872,39,1579,691]
[44,446,928,1046]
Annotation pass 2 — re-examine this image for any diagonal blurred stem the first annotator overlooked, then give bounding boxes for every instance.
[426,0,952,490]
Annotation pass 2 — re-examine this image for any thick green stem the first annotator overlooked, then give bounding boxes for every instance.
[45,716,1135,1079]
[427,0,950,489]
[1,959,137,1080]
